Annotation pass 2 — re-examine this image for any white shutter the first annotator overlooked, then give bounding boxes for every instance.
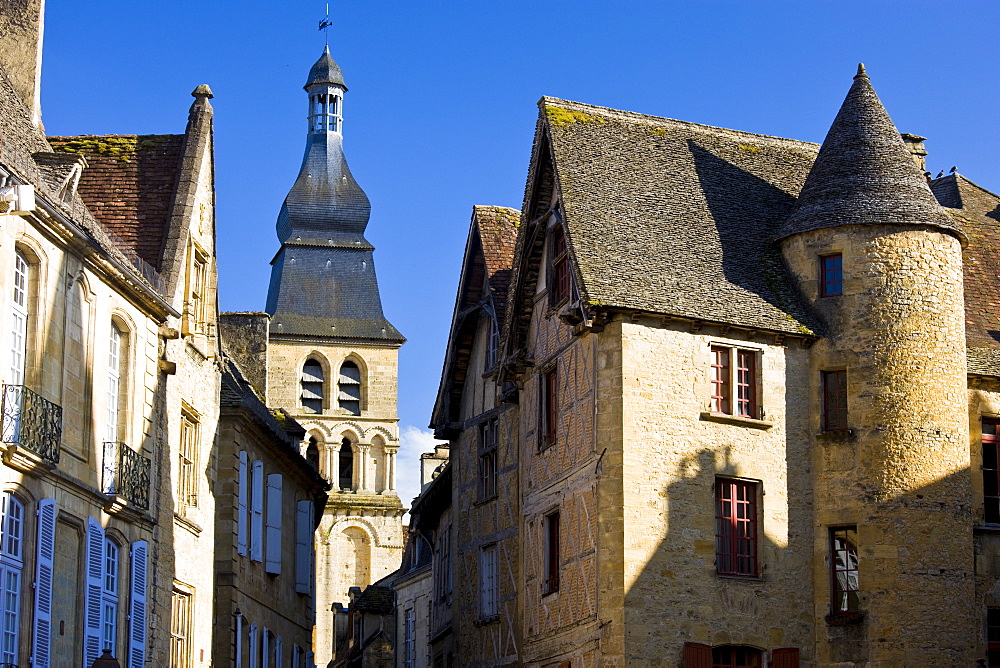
[262,628,269,668]
[275,636,283,667]
[295,500,311,594]
[128,540,148,668]
[235,614,243,668]
[238,451,248,556]
[250,461,264,562]
[84,517,105,666]
[31,498,56,668]
[265,474,283,574]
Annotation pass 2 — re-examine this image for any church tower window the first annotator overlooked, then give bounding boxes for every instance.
[301,360,325,414]
[338,361,361,416]
[339,439,354,490]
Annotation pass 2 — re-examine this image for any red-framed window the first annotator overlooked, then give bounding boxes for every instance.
[715,478,758,577]
[711,347,731,414]
[988,608,1000,667]
[820,254,843,297]
[735,350,756,418]
[822,370,848,432]
[683,644,796,668]
[712,646,762,668]
[985,420,1000,524]
[551,224,571,304]
[830,526,859,614]
[540,366,558,449]
[543,511,560,594]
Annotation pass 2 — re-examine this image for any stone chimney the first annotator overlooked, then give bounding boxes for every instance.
[419,444,450,491]
[218,312,270,399]
[0,0,45,129]
[900,133,928,174]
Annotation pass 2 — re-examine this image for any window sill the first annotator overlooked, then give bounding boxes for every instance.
[699,412,773,430]
[974,524,1000,534]
[825,611,865,626]
[716,572,764,581]
[474,614,500,627]
[815,429,855,442]
[173,513,203,536]
[473,495,498,507]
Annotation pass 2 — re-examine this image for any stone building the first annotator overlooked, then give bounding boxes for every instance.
[260,47,406,664]
[0,1,221,665]
[416,65,1000,667]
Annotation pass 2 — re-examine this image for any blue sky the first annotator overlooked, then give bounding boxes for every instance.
[39,1,999,506]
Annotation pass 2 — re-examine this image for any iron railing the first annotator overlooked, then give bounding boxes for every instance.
[103,441,151,510]
[0,384,62,463]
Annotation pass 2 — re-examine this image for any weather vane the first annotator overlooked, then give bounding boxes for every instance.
[318,3,333,45]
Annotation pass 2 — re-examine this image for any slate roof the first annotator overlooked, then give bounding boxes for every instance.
[354,585,394,614]
[47,135,185,271]
[305,45,346,90]
[534,96,821,335]
[778,65,962,242]
[930,174,1000,374]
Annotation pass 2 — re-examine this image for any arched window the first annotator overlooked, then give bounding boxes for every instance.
[306,437,320,472]
[106,321,126,443]
[0,492,24,664]
[102,539,120,651]
[338,361,361,416]
[339,438,354,490]
[9,251,29,385]
[301,360,324,414]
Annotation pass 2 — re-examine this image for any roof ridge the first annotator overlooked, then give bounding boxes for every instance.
[539,96,820,149]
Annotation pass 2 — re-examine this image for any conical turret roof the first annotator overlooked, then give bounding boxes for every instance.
[305,45,346,89]
[778,65,962,241]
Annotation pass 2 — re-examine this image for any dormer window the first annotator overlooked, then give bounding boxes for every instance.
[301,360,325,414]
[549,224,571,305]
[338,361,361,415]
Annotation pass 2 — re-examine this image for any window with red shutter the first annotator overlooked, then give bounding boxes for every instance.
[771,648,800,668]
[683,642,712,668]
[984,420,1000,524]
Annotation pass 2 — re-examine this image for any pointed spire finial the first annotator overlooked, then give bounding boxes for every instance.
[855,63,868,79]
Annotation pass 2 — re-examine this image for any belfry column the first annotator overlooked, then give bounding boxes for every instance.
[357,444,372,492]
[328,443,340,487]
[385,447,397,491]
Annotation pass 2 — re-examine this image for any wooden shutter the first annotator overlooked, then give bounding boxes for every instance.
[250,460,264,562]
[772,648,800,668]
[295,500,311,593]
[683,642,712,668]
[238,451,248,556]
[32,498,56,668]
[84,517,105,666]
[265,474,283,574]
[129,541,148,668]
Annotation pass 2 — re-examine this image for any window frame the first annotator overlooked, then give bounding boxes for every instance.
[337,359,362,416]
[714,477,759,578]
[0,492,24,665]
[479,543,498,619]
[829,526,860,615]
[169,587,193,668]
[820,253,843,298]
[178,408,200,511]
[479,419,499,501]
[186,245,209,335]
[300,358,325,415]
[987,608,1000,668]
[402,608,415,668]
[984,419,1000,525]
[9,250,30,386]
[710,345,761,419]
[540,365,558,450]
[543,510,560,595]
[549,223,571,306]
[822,369,849,432]
[101,538,120,653]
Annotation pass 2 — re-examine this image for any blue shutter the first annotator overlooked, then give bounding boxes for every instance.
[275,636,283,667]
[238,452,248,556]
[250,461,264,562]
[262,628,269,668]
[235,614,243,668]
[84,517,105,666]
[31,498,56,668]
[128,541,148,668]
[295,501,310,594]
[265,474,283,574]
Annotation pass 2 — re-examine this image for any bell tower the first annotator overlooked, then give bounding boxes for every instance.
[264,46,405,665]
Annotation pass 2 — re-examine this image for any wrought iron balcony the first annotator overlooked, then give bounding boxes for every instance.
[103,441,151,510]
[1,384,62,464]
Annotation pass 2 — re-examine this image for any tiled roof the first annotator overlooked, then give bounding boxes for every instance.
[931,174,1000,373]
[47,134,185,271]
[536,97,821,335]
[779,66,962,242]
[474,205,519,326]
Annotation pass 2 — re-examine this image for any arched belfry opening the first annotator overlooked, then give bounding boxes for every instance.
[338,360,361,415]
[306,436,321,472]
[339,437,354,490]
[302,359,325,414]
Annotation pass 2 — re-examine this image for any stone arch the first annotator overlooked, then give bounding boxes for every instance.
[371,434,386,493]
[305,430,322,474]
[363,425,396,444]
[330,516,383,548]
[340,525,372,589]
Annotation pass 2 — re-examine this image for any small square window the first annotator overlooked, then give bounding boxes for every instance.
[710,346,759,419]
[820,254,843,297]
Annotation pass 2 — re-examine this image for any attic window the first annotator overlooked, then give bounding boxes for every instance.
[549,224,571,305]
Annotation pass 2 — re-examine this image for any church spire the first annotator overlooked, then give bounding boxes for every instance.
[778,64,961,241]
[265,49,402,342]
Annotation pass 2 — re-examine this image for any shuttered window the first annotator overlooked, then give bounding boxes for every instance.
[295,500,313,594]
[822,370,848,432]
[238,452,249,555]
[32,498,56,668]
[129,541,148,668]
[84,517,105,666]
[265,474,283,574]
[480,419,498,500]
[0,493,24,665]
[301,360,324,414]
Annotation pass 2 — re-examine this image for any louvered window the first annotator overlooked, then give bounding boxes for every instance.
[32,498,56,668]
[301,360,324,414]
[338,361,361,415]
